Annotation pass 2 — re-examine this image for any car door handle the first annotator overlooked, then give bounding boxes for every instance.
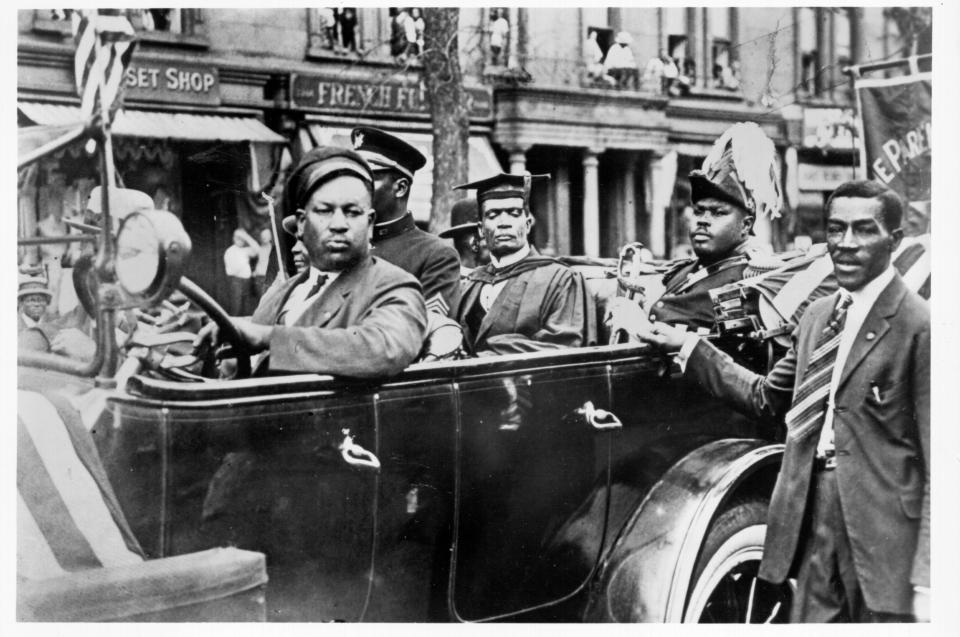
[339,429,381,471]
[576,401,622,431]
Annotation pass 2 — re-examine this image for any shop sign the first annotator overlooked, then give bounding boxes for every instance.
[124,62,220,106]
[802,107,856,151]
[291,74,493,120]
[797,162,856,191]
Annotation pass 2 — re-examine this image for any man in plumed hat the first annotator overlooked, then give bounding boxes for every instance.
[351,126,461,317]
[452,172,593,355]
[438,198,489,277]
[609,122,784,339]
[194,146,428,378]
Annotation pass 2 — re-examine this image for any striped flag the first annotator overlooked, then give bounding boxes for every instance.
[71,10,136,122]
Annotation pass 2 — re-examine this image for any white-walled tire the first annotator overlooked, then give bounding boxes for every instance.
[684,499,792,623]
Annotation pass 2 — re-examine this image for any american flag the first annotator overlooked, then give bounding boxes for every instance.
[71,10,136,122]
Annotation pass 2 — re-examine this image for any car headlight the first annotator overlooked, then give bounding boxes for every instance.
[116,209,191,308]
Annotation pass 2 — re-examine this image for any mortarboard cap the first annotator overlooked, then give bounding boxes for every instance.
[351,127,426,181]
[454,172,550,207]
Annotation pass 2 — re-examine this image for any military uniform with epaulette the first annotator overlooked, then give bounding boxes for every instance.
[351,126,461,317]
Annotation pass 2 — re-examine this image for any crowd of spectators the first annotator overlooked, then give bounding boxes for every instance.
[586,31,741,95]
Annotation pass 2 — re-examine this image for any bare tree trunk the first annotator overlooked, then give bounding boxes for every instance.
[422,7,469,232]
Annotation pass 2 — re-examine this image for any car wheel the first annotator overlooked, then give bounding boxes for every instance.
[683,498,792,623]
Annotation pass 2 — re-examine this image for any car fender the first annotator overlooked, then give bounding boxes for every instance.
[585,438,783,622]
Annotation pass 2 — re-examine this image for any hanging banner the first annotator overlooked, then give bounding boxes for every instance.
[855,72,931,235]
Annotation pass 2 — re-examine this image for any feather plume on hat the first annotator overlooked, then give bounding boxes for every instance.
[695,122,783,220]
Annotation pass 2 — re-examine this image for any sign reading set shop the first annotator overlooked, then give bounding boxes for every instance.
[290,74,493,120]
[124,61,220,106]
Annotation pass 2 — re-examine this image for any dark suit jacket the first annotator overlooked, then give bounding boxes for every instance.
[685,274,929,614]
[372,213,461,316]
[251,255,428,378]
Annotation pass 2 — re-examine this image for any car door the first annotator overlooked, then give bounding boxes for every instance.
[103,377,383,622]
[449,350,619,621]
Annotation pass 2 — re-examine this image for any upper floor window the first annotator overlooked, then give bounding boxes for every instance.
[708,7,739,91]
[308,7,424,66]
[486,7,511,67]
[799,8,820,96]
[33,8,206,44]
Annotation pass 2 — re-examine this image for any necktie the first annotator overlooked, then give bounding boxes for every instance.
[783,290,853,447]
[275,273,328,326]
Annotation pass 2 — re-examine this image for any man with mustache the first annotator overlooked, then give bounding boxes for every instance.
[630,180,930,622]
[452,172,592,355]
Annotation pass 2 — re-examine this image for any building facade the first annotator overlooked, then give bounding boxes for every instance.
[17,7,907,309]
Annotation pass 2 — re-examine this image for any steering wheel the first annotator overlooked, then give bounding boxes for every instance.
[177,277,252,378]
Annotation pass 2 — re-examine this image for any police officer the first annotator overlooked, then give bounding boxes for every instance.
[351,126,461,316]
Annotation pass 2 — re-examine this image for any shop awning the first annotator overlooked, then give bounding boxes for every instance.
[300,123,501,223]
[18,102,286,144]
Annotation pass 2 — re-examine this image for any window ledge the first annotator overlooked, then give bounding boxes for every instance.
[306,46,422,70]
[31,17,207,50]
[682,86,745,101]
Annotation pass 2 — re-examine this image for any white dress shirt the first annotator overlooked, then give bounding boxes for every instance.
[480,245,530,312]
[817,265,896,453]
[224,245,253,278]
[280,267,339,326]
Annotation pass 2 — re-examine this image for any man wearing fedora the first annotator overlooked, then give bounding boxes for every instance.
[438,198,489,278]
[351,126,461,317]
[18,277,53,332]
[194,146,428,378]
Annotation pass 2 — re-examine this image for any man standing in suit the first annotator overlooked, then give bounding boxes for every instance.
[194,146,428,378]
[351,126,461,317]
[452,172,592,355]
[614,180,930,622]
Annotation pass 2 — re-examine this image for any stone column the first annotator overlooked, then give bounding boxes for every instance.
[644,151,677,258]
[582,148,602,257]
[849,8,865,65]
[507,7,520,69]
[507,145,529,175]
[553,161,570,255]
[621,153,639,248]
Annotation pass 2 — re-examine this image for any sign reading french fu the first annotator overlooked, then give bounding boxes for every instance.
[123,61,220,106]
[291,74,493,120]
[856,72,931,235]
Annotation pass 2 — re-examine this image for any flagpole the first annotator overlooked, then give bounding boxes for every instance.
[96,77,120,385]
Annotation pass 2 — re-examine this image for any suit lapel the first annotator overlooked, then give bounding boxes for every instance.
[252,270,307,324]
[292,259,365,327]
[837,276,906,390]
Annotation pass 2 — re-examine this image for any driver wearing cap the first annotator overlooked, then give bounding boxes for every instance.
[194,146,428,378]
